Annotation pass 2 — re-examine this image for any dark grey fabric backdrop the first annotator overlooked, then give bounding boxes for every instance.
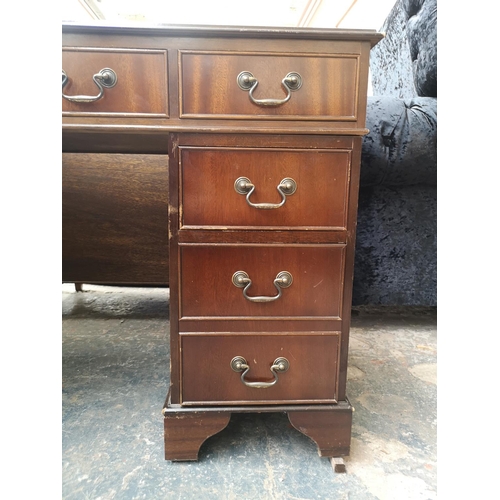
[352,0,437,305]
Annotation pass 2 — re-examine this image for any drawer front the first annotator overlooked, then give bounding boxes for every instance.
[179,245,344,320]
[179,51,360,120]
[181,334,339,405]
[180,147,351,229]
[62,48,168,116]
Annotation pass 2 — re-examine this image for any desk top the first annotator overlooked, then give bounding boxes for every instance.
[62,22,384,46]
[62,22,383,143]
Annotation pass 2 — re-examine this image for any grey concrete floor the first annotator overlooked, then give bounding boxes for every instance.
[62,285,436,500]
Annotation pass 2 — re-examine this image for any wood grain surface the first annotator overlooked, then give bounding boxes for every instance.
[62,23,382,461]
[180,333,339,405]
[179,244,345,319]
[180,51,359,120]
[62,49,168,116]
[180,147,351,229]
[62,153,169,284]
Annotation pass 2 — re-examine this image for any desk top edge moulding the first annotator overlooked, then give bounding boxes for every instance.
[62,21,383,41]
[62,22,383,463]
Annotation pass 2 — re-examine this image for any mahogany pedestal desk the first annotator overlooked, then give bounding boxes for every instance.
[62,23,383,462]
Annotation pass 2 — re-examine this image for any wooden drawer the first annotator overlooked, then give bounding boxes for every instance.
[62,48,168,117]
[62,153,169,284]
[180,333,340,405]
[179,244,345,320]
[179,50,360,121]
[180,147,351,230]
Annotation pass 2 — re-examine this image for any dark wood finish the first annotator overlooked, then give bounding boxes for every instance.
[331,457,347,473]
[179,244,345,319]
[63,22,384,46]
[62,26,380,134]
[62,48,168,116]
[180,147,351,229]
[164,400,348,413]
[163,410,231,461]
[162,399,352,461]
[62,23,382,462]
[177,318,342,334]
[178,229,347,244]
[338,137,363,401]
[62,153,169,284]
[62,130,170,154]
[180,333,340,405]
[63,120,370,136]
[168,135,181,403]
[174,133,355,149]
[288,406,353,457]
[179,51,359,120]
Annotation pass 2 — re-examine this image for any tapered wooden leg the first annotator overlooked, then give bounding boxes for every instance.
[163,411,231,461]
[287,405,353,457]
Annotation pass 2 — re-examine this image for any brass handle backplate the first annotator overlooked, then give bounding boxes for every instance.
[234,177,297,210]
[237,71,302,107]
[62,68,118,103]
[232,270,293,303]
[230,356,290,388]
